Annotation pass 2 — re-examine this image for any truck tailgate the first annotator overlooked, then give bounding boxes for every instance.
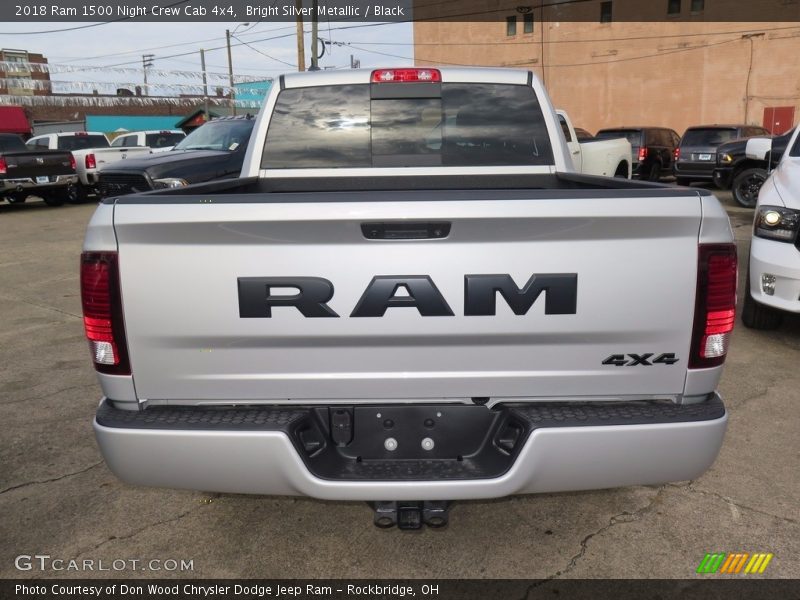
[113,192,702,402]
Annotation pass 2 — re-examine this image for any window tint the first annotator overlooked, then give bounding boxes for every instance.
[174,120,254,152]
[262,83,554,169]
[111,136,127,147]
[671,131,681,146]
[57,135,109,150]
[680,128,737,146]
[558,114,572,142]
[0,135,26,152]
[146,133,185,147]
[691,0,704,11]
[595,129,641,147]
[667,0,681,14]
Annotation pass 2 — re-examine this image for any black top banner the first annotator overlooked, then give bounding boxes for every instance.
[2,0,800,23]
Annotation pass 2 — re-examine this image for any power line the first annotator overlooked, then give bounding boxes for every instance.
[233,34,296,67]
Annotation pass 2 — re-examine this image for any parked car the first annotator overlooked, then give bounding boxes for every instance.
[25,131,151,199]
[556,111,631,178]
[673,124,769,186]
[742,126,800,329]
[97,117,255,197]
[595,127,681,181]
[111,130,186,153]
[0,133,78,206]
[712,127,795,208]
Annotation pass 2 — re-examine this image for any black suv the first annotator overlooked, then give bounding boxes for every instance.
[594,127,680,181]
[673,124,769,186]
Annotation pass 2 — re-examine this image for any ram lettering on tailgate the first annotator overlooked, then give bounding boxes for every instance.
[237,274,578,318]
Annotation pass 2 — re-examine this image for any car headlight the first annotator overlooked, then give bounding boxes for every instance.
[152,177,188,189]
[754,205,800,242]
[719,153,733,164]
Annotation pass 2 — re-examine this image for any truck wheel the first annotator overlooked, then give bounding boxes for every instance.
[732,168,767,209]
[741,270,783,329]
[613,162,628,178]
[64,184,80,204]
[41,194,64,207]
[647,162,661,182]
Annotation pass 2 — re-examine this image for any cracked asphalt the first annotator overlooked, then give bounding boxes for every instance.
[1,191,798,580]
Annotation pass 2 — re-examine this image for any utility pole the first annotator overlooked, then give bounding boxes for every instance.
[225,29,236,115]
[309,0,319,71]
[142,54,154,96]
[200,49,209,122]
[295,0,305,71]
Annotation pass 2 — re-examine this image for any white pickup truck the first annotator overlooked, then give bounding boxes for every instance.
[557,110,632,178]
[110,130,186,154]
[86,68,734,529]
[26,131,151,198]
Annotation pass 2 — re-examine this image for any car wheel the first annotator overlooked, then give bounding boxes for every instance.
[647,162,661,182]
[41,194,64,207]
[676,177,691,186]
[741,269,783,330]
[732,168,767,209]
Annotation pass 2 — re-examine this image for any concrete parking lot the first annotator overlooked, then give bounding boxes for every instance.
[1,191,798,580]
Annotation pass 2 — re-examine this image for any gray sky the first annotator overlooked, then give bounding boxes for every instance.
[1,20,415,95]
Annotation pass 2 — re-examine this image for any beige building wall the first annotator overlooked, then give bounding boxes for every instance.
[413,1,800,136]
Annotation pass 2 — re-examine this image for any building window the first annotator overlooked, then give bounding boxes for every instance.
[667,0,681,14]
[523,13,534,33]
[506,16,517,36]
[691,0,704,11]
[600,1,612,23]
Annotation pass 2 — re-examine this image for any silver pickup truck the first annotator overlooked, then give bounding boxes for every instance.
[85,68,736,529]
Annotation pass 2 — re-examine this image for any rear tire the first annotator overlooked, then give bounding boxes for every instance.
[613,162,629,178]
[64,184,81,204]
[741,269,783,329]
[41,194,64,207]
[732,168,767,209]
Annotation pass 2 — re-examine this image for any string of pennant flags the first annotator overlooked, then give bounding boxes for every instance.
[0,78,273,95]
[0,60,266,82]
[0,95,264,108]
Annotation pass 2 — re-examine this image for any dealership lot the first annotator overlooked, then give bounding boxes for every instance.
[1,194,798,579]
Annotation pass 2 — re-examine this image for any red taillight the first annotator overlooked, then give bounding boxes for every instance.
[80,252,130,375]
[689,244,737,369]
[85,153,96,169]
[0,157,6,175]
[674,147,680,161]
[371,68,441,83]
[69,154,76,171]
[638,147,648,162]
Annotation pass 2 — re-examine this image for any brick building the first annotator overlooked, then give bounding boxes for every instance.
[413,0,800,135]
[0,49,51,97]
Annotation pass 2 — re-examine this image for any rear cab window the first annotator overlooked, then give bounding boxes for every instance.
[680,128,737,146]
[57,135,109,151]
[261,82,554,169]
[146,133,184,148]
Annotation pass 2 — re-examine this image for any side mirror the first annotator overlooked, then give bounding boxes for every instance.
[745,137,772,160]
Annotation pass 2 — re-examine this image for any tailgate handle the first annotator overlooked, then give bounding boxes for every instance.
[361,222,451,240]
